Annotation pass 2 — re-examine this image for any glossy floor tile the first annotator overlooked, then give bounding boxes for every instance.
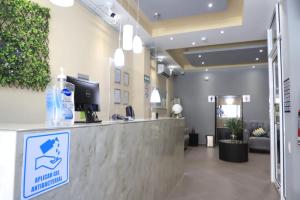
[167,147,279,200]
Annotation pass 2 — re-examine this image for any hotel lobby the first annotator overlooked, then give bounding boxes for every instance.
[0,0,300,200]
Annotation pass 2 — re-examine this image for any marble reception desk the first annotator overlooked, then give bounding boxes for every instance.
[0,118,185,200]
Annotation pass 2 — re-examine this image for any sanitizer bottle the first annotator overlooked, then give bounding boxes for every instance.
[46,68,75,126]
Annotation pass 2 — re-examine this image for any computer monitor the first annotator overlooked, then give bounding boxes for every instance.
[66,76,101,123]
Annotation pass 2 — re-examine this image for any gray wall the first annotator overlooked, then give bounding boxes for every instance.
[281,0,300,199]
[173,67,269,144]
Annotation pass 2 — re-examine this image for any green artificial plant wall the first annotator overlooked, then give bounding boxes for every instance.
[0,0,51,90]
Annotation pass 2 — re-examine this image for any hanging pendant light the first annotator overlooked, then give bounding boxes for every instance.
[114,22,125,67]
[114,48,125,67]
[122,24,133,50]
[133,0,143,54]
[133,35,143,53]
[150,88,161,103]
[50,0,74,7]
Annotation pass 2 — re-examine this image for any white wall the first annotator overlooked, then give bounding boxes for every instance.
[280,1,300,199]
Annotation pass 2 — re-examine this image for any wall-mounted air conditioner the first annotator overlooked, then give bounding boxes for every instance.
[157,64,170,78]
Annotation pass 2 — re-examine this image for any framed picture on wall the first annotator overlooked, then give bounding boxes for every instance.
[123,91,129,105]
[124,72,129,86]
[114,89,121,104]
[114,69,121,84]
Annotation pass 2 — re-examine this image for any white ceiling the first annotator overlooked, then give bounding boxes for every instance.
[139,0,228,22]
[78,0,277,70]
[155,0,277,50]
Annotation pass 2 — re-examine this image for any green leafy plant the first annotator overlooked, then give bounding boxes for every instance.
[0,0,51,90]
[225,118,243,140]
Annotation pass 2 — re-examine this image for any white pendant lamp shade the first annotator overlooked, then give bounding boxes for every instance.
[133,35,143,54]
[150,88,161,103]
[50,0,74,7]
[122,24,133,50]
[114,48,125,67]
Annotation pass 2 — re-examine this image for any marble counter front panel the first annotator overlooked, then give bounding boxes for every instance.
[11,119,185,200]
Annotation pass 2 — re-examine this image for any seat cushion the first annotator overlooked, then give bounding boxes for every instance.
[249,137,270,151]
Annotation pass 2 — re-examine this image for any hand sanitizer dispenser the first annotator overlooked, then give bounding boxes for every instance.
[46,68,75,126]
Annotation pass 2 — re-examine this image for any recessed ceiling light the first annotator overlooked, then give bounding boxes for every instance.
[201,37,207,41]
[202,61,205,65]
[256,57,259,61]
[205,68,208,72]
[170,37,174,41]
[208,3,213,8]
[192,42,196,46]
[198,54,202,58]
[220,30,225,34]
[259,49,263,53]
[252,65,256,69]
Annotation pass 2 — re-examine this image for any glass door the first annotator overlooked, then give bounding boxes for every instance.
[268,4,286,198]
[272,56,281,184]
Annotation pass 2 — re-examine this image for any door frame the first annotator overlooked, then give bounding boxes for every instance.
[268,3,286,200]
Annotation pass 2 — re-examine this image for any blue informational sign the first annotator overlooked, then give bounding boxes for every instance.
[21,131,70,200]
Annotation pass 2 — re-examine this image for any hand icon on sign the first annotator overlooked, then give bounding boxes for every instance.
[35,155,62,170]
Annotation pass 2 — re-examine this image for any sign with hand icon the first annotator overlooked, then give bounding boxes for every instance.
[21,131,70,200]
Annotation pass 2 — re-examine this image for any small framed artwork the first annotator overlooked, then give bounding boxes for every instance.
[124,72,129,86]
[123,91,129,105]
[114,69,121,84]
[114,89,121,104]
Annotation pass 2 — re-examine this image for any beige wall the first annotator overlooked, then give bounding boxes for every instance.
[0,0,166,123]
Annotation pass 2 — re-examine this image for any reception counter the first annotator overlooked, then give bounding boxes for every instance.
[0,118,185,200]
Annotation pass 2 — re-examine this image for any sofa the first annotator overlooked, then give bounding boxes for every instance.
[243,121,270,152]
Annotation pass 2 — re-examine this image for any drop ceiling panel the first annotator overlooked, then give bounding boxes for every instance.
[139,0,228,21]
[185,46,268,67]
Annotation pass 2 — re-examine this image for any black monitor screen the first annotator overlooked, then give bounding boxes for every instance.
[66,76,100,112]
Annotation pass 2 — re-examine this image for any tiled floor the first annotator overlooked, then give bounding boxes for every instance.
[167,147,279,200]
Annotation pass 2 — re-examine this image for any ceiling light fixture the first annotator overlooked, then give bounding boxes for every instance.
[49,0,74,7]
[201,37,207,41]
[198,54,202,58]
[256,57,259,61]
[220,30,225,34]
[208,3,213,8]
[202,61,205,65]
[132,0,143,54]
[123,24,133,50]
[192,42,196,46]
[170,37,174,41]
[150,88,161,103]
[133,35,143,53]
[252,65,256,69]
[114,22,125,67]
[259,49,264,53]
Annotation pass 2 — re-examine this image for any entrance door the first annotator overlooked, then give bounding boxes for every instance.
[272,55,282,185]
[268,4,286,199]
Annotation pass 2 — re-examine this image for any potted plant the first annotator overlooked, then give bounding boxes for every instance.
[225,118,243,141]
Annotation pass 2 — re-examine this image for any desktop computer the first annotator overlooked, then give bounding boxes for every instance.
[66,76,101,123]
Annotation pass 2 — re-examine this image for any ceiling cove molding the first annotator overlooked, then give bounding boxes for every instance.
[183,63,268,73]
[117,0,244,37]
[168,40,267,69]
